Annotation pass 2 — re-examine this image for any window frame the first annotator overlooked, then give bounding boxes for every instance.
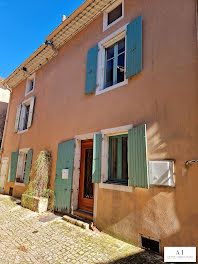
[25,73,35,96]
[103,0,124,32]
[100,125,133,191]
[104,38,126,89]
[17,97,33,134]
[96,24,128,95]
[108,134,128,184]
[15,148,29,185]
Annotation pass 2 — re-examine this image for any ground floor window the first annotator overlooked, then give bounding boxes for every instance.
[108,134,128,184]
[16,150,28,183]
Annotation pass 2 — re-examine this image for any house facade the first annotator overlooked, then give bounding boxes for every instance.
[1,0,198,251]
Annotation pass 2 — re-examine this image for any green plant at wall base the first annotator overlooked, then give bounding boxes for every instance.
[24,150,54,210]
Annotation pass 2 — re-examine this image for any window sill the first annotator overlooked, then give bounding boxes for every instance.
[14,182,25,186]
[17,129,28,134]
[96,79,128,95]
[103,15,124,32]
[99,182,133,192]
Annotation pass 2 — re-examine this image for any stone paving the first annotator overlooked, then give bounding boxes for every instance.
[0,195,165,264]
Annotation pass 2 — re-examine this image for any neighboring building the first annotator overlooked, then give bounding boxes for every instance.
[0,78,10,147]
[0,78,10,194]
[1,0,198,252]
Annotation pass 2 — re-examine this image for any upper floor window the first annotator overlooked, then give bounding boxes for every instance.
[14,96,35,133]
[85,16,142,95]
[96,25,128,94]
[105,38,125,89]
[25,74,35,96]
[19,103,30,131]
[103,0,124,31]
[108,4,122,26]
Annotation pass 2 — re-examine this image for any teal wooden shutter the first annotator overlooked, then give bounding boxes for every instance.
[27,96,35,128]
[24,150,33,184]
[126,16,142,79]
[54,139,75,212]
[128,124,148,188]
[92,133,102,183]
[8,152,19,182]
[85,45,98,95]
[14,104,22,132]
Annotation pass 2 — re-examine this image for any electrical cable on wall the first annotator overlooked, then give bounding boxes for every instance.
[185,159,198,167]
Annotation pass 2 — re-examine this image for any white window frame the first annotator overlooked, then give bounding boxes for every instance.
[15,148,29,186]
[25,73,35,96]
[18,96,33,134]
[103,0,124,32]
[99,125,133,192]
[96,24,128,96]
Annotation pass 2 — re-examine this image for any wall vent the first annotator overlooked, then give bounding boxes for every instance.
[141,235,160,253]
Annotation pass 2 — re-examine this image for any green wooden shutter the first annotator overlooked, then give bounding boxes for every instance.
[24,150,33,184]
[8,152,19,182]
[126,16,142,79]
[14,104,22,132]
[92,133,102,183]
[27,96,35,128]
[54,139,75,212]
[85,45,98,95]
[128,124,148,188]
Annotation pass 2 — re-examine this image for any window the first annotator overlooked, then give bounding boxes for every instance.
[19,103,31,132]
[105,38,125,88]
[85,16,142,95]
[108,134,128,184]
[15,96,35,133]
[103,0,124,31]
[97,25,128,94]
[99,124,149,191]
[16,150,28,183]
[108,4,122,26]
[25,74,35,95]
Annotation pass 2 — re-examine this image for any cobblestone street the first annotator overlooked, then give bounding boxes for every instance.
[0,195,164,264]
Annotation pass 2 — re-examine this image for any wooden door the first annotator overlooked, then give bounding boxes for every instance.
[78,140,94,213]
[54,139,75,213]
[0,158,8,192]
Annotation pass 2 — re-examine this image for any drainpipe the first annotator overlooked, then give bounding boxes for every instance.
[0,82,12,164]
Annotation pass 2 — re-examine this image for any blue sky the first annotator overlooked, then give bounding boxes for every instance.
[0,0,85,78]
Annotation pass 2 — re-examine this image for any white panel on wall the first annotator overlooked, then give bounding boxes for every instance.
[62,169,69,180]
[149,161,175,187]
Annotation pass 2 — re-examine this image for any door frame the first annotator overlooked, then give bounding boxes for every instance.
[0,157,9,192]
[72,133,99,222]
[78,139,94,213]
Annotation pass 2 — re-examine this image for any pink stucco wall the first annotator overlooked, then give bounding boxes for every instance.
[2,0,198,249]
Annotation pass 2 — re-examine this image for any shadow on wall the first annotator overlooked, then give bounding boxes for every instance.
[99,250,164,264]
[147,122,168,160]
[97,121,198,249]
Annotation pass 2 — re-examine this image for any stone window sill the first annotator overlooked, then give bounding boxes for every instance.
[99,182,133,192]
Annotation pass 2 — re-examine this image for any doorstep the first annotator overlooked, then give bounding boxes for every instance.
[73,209,93,221]
[63,212,93,230]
